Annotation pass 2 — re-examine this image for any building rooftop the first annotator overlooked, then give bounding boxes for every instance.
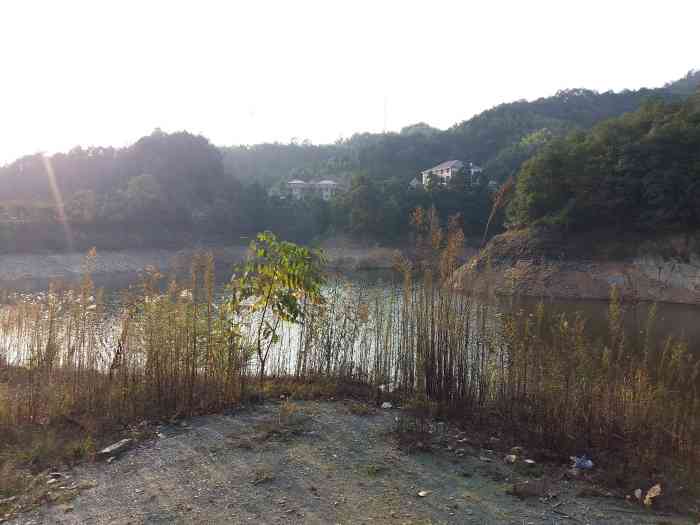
[423,160,464,173]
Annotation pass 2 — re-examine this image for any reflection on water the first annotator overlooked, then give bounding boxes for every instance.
[343,269,700,352]
[503,295,700,352]
[3,267,700,357]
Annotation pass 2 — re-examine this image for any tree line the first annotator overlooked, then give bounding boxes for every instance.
[0,70,697,250]
[507,92,700,233]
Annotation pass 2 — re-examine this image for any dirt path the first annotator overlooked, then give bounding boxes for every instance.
[7,401,691,524]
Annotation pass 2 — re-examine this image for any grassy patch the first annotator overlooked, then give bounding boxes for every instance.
[365,462,387,477]
[251,466,275,486]
[346,401,375,416]
[0,228,698,516]
[259,377,373,402]
[513,461,545,479]
[253,401,312,442]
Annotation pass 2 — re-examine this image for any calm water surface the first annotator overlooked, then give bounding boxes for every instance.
[4,267,700,353]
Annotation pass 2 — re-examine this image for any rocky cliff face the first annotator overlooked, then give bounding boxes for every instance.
[453,228,700,304]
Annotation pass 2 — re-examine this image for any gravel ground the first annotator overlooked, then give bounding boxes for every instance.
[6,401,693,525]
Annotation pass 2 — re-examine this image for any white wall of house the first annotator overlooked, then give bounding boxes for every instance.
[422,167,458,186]
[286,181,340,201]
[421,161,483,187]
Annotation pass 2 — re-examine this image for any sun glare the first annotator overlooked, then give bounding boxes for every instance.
[42,153,73,251]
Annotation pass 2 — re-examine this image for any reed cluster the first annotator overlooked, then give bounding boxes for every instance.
[1,215,698,496]
[0,251,251,434]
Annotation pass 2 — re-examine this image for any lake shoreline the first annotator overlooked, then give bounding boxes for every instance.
[454,227,700,305]
[0,242,408,292]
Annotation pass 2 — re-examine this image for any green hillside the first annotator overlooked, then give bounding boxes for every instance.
[0,69,697,250]
[507,91,700,232]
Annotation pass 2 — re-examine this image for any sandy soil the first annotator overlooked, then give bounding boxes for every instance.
[6,401,690,525]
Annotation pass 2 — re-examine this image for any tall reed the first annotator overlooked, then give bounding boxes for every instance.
[0,252,251,431]
[1,224,698,489]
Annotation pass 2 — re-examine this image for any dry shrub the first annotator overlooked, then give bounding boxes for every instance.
[0,227,698,505]
[251,465,275,485]
[347,401,375,416]
[0,460,29,498]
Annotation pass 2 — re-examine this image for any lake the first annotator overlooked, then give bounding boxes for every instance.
[2,263,699,370]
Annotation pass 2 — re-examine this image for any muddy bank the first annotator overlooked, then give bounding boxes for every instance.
[454,228,700,304]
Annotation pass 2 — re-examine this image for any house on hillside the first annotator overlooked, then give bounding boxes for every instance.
[288,180,308,199]
[285,179,341,201]
[466,161,484,183]
[421,160,483,187]
[317,180,340,200]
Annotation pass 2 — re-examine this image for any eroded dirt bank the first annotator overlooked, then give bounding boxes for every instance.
[454,228,700,304]
[6,402,689,525]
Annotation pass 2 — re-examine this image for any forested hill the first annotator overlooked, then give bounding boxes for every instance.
[0,70,698,251]
[507,91,700,233]
[221,69,700,187]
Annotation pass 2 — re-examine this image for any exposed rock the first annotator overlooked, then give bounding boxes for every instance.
[97,438,133,459]
[644,483,662,507]
[454,228,700,304]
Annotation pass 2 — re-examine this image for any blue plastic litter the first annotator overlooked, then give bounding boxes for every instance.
[574,455,594,470]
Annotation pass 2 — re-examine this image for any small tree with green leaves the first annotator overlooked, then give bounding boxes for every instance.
[228,232,325,391]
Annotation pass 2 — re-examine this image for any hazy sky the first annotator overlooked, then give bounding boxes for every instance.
[1,0,698,163]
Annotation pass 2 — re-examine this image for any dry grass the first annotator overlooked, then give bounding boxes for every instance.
[346,401,375,416]
[364,462,387,476]
[0,460,28,498]
[1,220,699,507]
[251,466,275,485]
